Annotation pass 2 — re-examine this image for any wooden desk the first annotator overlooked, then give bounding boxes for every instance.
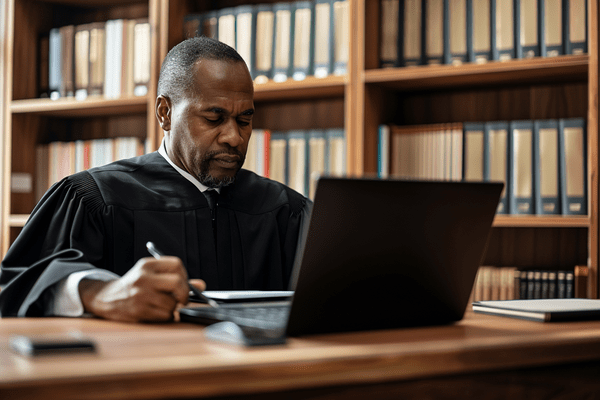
[2,310,600,400]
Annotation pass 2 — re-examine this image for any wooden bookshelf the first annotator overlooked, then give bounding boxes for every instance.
[1,0,599,298]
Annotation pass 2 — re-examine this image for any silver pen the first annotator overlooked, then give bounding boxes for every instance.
[146,241,219,308]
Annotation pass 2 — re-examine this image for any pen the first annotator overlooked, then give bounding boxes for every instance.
[146,241,219,308]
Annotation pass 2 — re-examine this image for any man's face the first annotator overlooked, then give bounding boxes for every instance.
[162,59,255,188]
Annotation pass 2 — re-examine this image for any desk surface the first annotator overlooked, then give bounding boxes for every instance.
[2,310,600,399]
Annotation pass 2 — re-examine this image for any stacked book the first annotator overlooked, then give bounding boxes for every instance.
[245,128,346,198]
[36,137,146,201]
[43,19,151,100]
[379,0,587,67]
[471,265,589,302]
[183,0,349,82]
[378,118,587,216]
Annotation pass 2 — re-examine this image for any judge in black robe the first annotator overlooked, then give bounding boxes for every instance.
[0,36,311,319]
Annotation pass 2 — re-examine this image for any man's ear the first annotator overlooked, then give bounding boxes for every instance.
[155,95,172,131]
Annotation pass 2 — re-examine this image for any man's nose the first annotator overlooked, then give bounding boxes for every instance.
[218,118,244,147]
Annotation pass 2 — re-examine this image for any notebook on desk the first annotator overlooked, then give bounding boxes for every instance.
[179,177,504,343]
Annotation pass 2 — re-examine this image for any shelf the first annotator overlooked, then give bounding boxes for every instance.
[364,55,589,92]
[253,75,347,101]
[492,215,590,228]
[11,96,149,117]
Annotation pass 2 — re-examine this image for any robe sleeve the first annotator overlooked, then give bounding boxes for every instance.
[0,172,108,317]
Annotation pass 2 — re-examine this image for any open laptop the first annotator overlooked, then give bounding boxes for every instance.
[179,177,503,343]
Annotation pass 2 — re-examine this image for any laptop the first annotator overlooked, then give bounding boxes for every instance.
[179,177,503,343]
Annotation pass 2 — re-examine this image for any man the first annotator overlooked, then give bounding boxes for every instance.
[0,37,311,322]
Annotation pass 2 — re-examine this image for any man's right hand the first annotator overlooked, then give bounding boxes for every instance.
[78,256,206,322]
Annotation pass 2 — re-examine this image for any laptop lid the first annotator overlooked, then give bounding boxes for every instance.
[286,177,503,336]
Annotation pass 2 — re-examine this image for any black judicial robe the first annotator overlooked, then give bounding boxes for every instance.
[0,152,311,317]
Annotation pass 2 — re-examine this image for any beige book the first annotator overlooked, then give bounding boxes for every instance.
[74,25,90,100]
[569,0,586,54]
[426,0,444,63]
[269,136,287,185]
[88,23,106,96]
[293,6,312,80]
[314,1,332,77]
[496,0,514,59]
[308,133,326,199]
[60,25,75,97]
[255,8,275,81]
[449,0,467,64]
[403,0,421,65]
[563,125,585,212]
[273,7,292,82]
[464,127,484,181]
[513,125,533,213]
[473,0,491,62]
[520,0,538,57]
[333,0,349,74]
[544,0,562,56]
[539,125,559,213]
[380,0,399,67]
[133,20,151,96]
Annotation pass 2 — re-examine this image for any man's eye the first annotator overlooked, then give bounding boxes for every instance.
[237,120,250,127]
[206,118,221,123]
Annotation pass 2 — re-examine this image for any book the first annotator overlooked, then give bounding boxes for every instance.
[287,130,309,196]
[59,25,75,98]
[133,19,151,97]
[472,298,600,322]
[244,129,270,178]
[533,120,560,215]
[516,0,540,58]
[88,22,106,97]
[425,0,445,64]
[272,2,294,82]
[269,131,288,186]
[564,0,587,55]
[509,120,534,214]
[217,7,236,49]
[308,129,327,198]
[292,1,315,81]
[74,24,91,100]
[540,0,564,57]
[448,0,468,65]
[254,4,275,82]
[48,28,62,100]
[559,118,587,215]
[313,0,334,77]
[492,0,515,60]
[462,122,485,181]
[236,5,256,79]
[486,121,509,214]
[332,0,349,74]
[574,265,589,298]
[378,124,390,178]
[400,0,424,66]
[469,0,493,63]
[325,128,346,176]
[380,0,400,67]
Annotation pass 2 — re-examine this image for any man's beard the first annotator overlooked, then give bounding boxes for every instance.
[197,151,244,188]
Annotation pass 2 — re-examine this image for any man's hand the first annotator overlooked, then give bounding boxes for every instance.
[78,256,206,322]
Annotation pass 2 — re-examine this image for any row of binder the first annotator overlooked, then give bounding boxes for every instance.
[35,137,146,201]
[471,265,588,302]
[245,128,346,198]
[42,19,151,100]
[380,0,587,68]
[184,0,349,83]
[378,118,587,216]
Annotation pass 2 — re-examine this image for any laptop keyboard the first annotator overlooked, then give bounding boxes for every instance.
[181,303,290,331]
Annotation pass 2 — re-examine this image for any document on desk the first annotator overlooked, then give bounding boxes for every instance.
[473,299,600,322]
[190,290,293,303]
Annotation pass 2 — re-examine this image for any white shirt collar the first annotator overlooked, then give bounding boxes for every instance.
[158,138,219,193]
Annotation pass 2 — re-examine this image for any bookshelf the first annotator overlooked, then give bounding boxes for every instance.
[1,0,598,296]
